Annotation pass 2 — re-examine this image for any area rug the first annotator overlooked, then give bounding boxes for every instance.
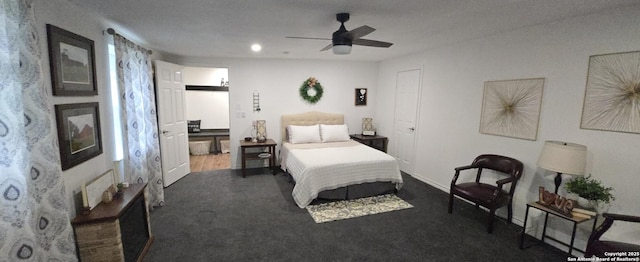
[306,194,414,223]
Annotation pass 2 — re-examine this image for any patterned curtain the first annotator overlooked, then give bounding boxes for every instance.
[114,34,165,207]
[0,0,77,260]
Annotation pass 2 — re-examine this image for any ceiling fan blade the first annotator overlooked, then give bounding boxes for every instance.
[344,25,375,40]
[352,38,393,48]
[286,36,331,40]
[320,43,333,51]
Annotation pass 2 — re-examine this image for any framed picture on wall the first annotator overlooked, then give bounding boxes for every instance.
[55,102,103,170]
[580,50,640,134]
[46,24,98,96]
[355,88,367,106]
[479,78,544,140]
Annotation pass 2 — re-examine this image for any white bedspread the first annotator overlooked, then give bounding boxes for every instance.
[281,141,403,208]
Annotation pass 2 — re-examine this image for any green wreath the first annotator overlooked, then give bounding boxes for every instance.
[299,77,323,104]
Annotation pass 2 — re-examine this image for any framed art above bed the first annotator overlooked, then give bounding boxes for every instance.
[355,88,367,106]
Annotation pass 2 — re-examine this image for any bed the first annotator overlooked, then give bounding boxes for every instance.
[280,111,403,208]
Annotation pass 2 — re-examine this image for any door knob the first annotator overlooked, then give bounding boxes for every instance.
[162,130,169,134]
[408,127,415,131]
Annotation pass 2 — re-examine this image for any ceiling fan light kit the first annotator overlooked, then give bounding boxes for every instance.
[333,45,352,55]
[286,12,393,55]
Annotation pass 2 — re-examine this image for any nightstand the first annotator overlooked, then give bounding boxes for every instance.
[350,134,388,152]
[240,139,277,178]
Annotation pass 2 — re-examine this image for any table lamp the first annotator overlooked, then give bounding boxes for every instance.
[537,141,587,194]
[362,118,375,136]
[256,120,267,142]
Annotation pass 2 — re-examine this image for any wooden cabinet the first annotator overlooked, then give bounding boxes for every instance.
[72,183,152,262]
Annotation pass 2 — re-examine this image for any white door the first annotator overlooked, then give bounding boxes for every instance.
[155,60,190,187]
[392,69,421,173]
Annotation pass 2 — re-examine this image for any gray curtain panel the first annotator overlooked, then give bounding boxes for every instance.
[0,0,78,260]
[114,34,165,207]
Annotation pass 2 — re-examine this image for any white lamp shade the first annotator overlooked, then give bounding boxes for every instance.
[332,45,351,55]
[537,141,587,175]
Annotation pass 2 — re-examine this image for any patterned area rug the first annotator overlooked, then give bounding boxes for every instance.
[306,194,414,223]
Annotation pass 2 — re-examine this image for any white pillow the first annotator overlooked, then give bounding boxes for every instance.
[287,125,321,144]
[320,124,350,143]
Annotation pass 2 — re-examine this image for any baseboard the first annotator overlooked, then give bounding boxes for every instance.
[409,172,449,192]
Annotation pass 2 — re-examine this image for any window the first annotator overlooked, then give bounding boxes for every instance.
[108,44,124,161]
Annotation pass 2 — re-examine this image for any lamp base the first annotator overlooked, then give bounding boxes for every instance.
[554,172,563,194]
[362,130,375,136]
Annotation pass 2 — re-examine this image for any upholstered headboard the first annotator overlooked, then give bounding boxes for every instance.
[280,111,344,142]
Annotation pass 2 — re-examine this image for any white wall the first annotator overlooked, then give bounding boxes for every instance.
[183,67,230,129]
[184,91,230,129]
[183,67,228,86]
[376,5,640,247]
[166,56,379,169]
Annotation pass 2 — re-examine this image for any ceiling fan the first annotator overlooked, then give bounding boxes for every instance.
[286,13,393,55]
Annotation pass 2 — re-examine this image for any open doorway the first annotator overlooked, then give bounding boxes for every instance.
[183,66,231,172]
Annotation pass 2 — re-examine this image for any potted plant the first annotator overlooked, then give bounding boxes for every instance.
[565,175,615,212]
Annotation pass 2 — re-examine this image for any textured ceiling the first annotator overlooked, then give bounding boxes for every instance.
[67,0,637,61]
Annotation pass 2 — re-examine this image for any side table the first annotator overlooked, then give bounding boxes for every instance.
[240,139,277,178]
[520,202,598,257]
[350,134,388,152]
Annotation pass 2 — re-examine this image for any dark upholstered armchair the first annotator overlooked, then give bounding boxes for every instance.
[448,154,523,233]
[585,213,640,257]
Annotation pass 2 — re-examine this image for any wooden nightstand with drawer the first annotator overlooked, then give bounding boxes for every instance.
[350,134,388,152]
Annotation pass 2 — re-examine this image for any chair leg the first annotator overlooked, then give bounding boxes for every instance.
[487,209,496,234]
[448,193,454,214]
[507,203,513,224]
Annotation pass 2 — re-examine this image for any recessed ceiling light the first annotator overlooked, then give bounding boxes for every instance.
[251,44,262,52]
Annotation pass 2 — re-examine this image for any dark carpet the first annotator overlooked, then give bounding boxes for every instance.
[144,169,567,261]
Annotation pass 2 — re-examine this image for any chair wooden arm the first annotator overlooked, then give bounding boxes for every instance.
[587,213,640,249]
[451,165,478,185]
[603,213,640,223]
[586,212,640,257]
[587,215,616,253]
[454,164,477,172]
[495,177,514,186]
[489,177,516,201]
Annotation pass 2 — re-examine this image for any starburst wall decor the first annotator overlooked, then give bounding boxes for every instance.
[479,78,545,140]
[581,51,640,134]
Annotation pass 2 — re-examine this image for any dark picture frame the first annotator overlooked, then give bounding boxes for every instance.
[55,102,103,170]
[47,24,98,96]
[355,88,367,106]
